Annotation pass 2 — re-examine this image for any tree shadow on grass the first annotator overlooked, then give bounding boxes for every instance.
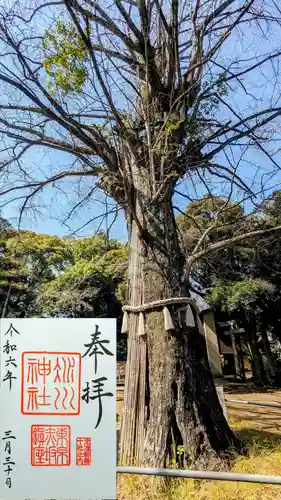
[235,427,281,452]
[218,379,281,395]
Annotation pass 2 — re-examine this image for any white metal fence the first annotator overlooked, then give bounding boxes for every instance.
[118,397,281,486]
[117,466,281,485]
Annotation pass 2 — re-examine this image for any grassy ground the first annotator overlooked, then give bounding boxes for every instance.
[117,384,281,499]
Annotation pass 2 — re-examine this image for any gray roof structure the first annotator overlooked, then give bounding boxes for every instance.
[189,290,211,314]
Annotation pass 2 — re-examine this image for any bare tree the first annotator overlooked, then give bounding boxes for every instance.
[1,0,281,467]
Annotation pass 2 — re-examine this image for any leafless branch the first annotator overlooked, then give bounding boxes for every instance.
[187,224,281,270]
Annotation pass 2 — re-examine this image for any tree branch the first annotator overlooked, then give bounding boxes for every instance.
[187,224,281,270]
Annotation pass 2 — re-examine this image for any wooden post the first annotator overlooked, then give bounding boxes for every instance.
[216,386,227,420]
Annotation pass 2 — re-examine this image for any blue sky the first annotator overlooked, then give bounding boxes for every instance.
[1,146,129,241]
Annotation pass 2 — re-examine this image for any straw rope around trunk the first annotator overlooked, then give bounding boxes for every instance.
[121,297,204,336]
[122,296,193,313]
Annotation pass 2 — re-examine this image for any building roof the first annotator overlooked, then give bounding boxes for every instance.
[190,290,212,314]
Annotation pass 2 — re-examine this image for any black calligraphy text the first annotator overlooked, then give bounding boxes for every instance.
[2,324,19,391]
[2,430,16,488]
[82,324,113,374]
[81,325,114,429]
[82,377,113,429]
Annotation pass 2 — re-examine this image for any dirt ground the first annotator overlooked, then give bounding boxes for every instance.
[117,380,281,434]
[219,379,281,434]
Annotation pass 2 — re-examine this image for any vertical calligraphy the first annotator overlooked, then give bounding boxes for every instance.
[82,325,114,428]
[76,437,92,466]
[2,430,16,488]
[2,323,19,391]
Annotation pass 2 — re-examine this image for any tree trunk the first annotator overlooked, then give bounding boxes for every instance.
[230,329,242,380]
[245,322,265,387]
[236,335,246,381]
[120,191,239,468]
[260,329,277,383]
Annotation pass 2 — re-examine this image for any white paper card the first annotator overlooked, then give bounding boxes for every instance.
[0,318,116,500]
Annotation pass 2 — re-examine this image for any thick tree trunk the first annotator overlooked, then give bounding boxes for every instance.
[120,193,239,468]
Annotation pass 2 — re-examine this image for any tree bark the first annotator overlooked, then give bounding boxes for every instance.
[230,329,242,380]
[236,335,246,381]
[245,322,265,387]
[120,191,239,468]
[260,329,277,383]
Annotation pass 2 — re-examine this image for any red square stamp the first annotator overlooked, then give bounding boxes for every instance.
[76,437,92,466]
[31,425,71,466]
[21,352,81,415]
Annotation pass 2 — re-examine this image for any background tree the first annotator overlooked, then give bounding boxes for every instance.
[0,222,72,317]
[208,278,278,386]
[0,223,129,355]
[177,195,246,293]
[40,232,128,358]
[1,0,281,467]
[178,193,281,386]
[40,233,127,315]
[0,217,30,317]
